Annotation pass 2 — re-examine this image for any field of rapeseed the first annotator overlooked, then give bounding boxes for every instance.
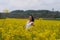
[0,18,60,40]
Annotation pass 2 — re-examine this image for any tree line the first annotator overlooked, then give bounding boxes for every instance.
[0,10,60,19]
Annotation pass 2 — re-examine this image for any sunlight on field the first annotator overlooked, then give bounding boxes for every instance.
[0,18,60,40]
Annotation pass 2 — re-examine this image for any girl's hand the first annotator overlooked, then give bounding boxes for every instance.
[31,23,35,26]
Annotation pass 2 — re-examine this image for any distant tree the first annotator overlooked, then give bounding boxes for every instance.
[3,9,9,13]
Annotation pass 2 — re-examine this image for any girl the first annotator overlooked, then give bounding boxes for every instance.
[26,15,34,30]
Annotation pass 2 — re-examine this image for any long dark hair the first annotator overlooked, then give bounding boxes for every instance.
[30,15,34,22]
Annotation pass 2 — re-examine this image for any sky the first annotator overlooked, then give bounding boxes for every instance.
[0,0,60,12]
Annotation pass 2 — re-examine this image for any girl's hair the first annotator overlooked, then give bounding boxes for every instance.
[30,15,34,22]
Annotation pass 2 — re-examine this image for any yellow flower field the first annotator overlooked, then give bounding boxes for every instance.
[0,18,60,40]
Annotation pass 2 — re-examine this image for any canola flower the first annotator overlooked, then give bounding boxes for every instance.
[0,18,60,40]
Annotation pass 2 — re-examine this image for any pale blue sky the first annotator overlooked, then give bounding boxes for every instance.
[0,0,60,12]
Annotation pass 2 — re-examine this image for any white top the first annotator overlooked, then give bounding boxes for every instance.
[26,20,33,29]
